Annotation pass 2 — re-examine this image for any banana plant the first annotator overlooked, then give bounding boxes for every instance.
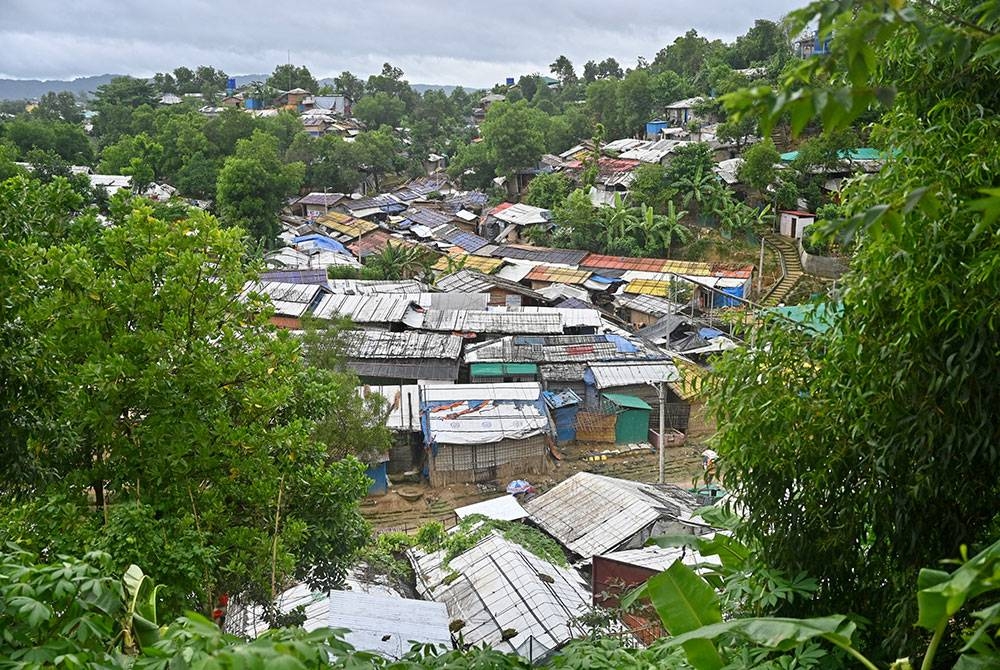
[623,536,1000,670]
[121,564,163,653]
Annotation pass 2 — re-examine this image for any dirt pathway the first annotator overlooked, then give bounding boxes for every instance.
[362,440,707,532]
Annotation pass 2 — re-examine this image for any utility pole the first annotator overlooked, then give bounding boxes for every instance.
[757,236,765,295]
[658,380,666,484]
[648,380,666,483]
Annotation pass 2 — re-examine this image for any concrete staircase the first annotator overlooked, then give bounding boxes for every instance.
[762,233,804,307]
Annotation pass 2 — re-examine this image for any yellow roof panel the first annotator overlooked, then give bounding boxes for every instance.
[314,211,377,238]
[624,279,671,297]
[432,252,504,274]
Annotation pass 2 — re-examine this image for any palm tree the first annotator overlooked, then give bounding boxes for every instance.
[638,202,691,257]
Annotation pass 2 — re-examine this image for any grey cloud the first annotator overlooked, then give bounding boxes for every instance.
[0,0,803,86]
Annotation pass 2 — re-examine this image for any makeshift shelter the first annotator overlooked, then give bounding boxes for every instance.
[411,532,590,662]
[584,361,689,433]
[227,584,451,657]
[420,383,553,486]
[602,393,652,444]
[543,389,582,444]
[524,472,706,558]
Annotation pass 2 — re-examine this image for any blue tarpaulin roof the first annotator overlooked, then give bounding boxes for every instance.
[294,234,350,255]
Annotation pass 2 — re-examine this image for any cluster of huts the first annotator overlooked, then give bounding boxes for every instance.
[228,471,720,660]
[246,261,739,493]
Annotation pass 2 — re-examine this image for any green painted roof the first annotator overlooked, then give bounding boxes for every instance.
[767,302,842,335]
[469,363,539,377]
[780,147,889,162]
[602,393,652,411]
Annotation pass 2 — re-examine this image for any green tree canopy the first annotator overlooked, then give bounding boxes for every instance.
[0,177,381,615]
[353,92,406,130]
[216,130,304,243]
[714,0,1000,657]
[480,100,547,175]
[266,64,319,93]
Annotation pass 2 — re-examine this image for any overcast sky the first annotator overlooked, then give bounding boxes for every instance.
[0,0,803,87]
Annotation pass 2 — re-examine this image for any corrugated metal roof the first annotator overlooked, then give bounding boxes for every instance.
[615,293,683,317]
[539,363,587,382]
[420,309,563,334]
[664,96,705,109]
[242,281,325,317]
[312,294,424,326]
[511,306,603,329]
[327,279,426,294]
[586,361,680,388]
[525,265,592,285]
[581,253,672,273]
[411,532,590,659]
[225,583,451,656]
[432,252,505,274]
[524,473,700,557]
[327,590,451,658]
[340,330,463,359]
[623,278,673,297]
[443,190,488,212]
[349,231,419,258]
[259,268,330,285]
[463,334,650,364]
[454,495,528,522]
[404,207,455,229]
[349,359,459,381]
[296,192,345,206]
[435,270,548,303]
[491,203,551,226]
[598,541,716,572]
[554,297,594,310]
[416,292,490,311]
[434,225,490,252]
[314,211,377,239]
[492,245,590,266]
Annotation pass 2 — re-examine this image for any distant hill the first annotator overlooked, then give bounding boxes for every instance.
[0,74,479,101]
[0,75,121,100]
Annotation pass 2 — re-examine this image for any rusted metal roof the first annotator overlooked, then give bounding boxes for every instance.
[348,231,419,258]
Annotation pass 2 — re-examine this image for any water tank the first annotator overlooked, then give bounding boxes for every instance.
[505,77,515,86]
[226,77,236,92]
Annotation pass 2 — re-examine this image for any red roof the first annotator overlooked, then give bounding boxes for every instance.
[580,253,670,273]
[710,263,755,279]
[349,230,417,257]
[489,202,515,215]
[780,210,815,217]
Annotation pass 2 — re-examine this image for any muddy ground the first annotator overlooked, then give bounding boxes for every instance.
[362,439,708,533]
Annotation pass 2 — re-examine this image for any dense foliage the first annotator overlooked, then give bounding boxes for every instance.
[712,0,1000,658]
[0,176,388,617]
